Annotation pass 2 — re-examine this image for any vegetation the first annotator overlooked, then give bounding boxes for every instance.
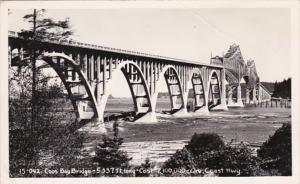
[161,148,197,176]
[18,9,73,42]
[161,133,258,176]
[186,133,258,176]
[186,133,225,155]
[8,9,292,178]
[134,158,152,177]
[161,126,291,177]
[273,78,291,99]
[93,122,132,176]
[257,123,292,176]
[9,9,83,177]
[9,66,86,177]
[197,144,259,176]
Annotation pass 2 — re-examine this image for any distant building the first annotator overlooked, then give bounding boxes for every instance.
[260,82,275,95]
[258,83,273,101]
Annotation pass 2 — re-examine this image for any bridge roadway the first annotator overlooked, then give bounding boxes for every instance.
[8,31,266,130]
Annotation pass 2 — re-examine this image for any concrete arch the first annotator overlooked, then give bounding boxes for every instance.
[187,68,207,110]
[207,70,221,109]
[152,65,185,113]
[98,60,153,122]
[42,52,100,121]
[208,70,220,89]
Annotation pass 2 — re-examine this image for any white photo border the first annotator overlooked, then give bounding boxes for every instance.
[0,1,299,184]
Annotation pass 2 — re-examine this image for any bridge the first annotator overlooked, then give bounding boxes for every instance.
[8,31,270,124]
[211,44,268,107]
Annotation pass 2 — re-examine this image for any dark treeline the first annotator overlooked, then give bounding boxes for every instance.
[272,78,291,99]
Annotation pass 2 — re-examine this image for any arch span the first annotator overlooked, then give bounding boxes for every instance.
[207,70,221,110]
[99,60,153,122]
[152,65,185,114]
[42,52,100,121]
[187,68,206,111]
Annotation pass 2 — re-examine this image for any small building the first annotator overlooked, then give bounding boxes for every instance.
[258,83,273,102]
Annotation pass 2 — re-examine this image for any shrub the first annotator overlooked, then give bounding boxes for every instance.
[93,122,132,176]
[257,123,291,176]
[185,133,225,156]
[161,133,259,177]
[134,158,152,177]
[199,144,259,176]
[160,148,198,176]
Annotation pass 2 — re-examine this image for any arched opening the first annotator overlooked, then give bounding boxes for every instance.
[164,67,184,113]
[186,69,206,112]
[241,76,250,104]
[208,71,221,110]
[231,86,238,103]
[9,53,80,125]
[155,83,171,113]
[103,65,135,122]
[42,53,99,121]
[39,56,153,123]
[102,61,152,122]
[154,65,184,114]
[36,59,77,121]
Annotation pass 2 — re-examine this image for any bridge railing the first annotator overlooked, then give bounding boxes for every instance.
[8,31,223,69]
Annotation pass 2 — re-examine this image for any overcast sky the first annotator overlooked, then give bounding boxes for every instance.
[8,8,291,96]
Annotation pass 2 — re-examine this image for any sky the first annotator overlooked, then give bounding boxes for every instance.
[8,8,291,97]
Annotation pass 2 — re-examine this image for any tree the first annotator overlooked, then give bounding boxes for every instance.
[257,123,292,176]
[18,9,73,123]
[272,78,291,99]
[93,122,132,176]
[9,9,74,177]
[134,158,152,177]
[18,9,73,42]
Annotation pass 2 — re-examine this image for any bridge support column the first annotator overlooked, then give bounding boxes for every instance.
[252,86,257,104]
[171,95,178,109]
[227,85,243,107]
[134,84,147,113]
[194,105,209,115]
[172,91,188,117]
[194,88,209,115]
[257,84,262,104]
[173,91,188,116]
[134,111,157,123]
[245,88,250,104]
[92,94,108,133]
[80,93,107,134]
[193,67,209,115]
[193,91,209,115]
[172,107,188,117]
[227,86,234,106]
[236,84,244,107]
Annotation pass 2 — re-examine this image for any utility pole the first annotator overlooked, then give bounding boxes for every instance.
[32,9,37,126]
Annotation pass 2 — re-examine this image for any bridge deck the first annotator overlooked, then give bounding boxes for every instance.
[8,31,222,69]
